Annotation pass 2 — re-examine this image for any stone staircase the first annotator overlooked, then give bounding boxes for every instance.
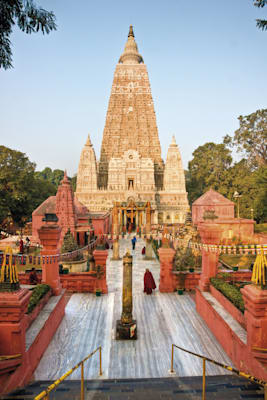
[1,376,265,399]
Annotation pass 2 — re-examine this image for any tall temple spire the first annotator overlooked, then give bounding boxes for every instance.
[119,25,144,64]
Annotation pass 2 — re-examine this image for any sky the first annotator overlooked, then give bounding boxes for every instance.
[1,0,266,176]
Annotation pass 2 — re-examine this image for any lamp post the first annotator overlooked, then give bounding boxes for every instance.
[250,208,254,220]
[233,191,242,219]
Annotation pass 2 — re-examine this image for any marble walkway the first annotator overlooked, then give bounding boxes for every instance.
[34,236,233,381]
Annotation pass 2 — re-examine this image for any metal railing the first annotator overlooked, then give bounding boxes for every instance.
[34,346,102,400]
[0,354,21,361]
[170,344,267,400]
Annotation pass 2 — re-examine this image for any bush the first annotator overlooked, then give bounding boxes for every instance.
[61,228,83,261]
[174,246,201,271]
[210,277,244,313]
[27,284,51,314]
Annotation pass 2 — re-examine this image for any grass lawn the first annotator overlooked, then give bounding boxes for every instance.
[219,254,256,269]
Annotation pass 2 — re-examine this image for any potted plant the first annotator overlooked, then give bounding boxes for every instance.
[95,288,102,297]
[233,266,239,272]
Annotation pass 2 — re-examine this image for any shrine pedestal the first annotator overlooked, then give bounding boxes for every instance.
[116,320,137,340]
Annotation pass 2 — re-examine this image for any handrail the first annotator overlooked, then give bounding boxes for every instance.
[252,346,267,353]
[34,346,102,400]
[0,354,21,361]
[171,344,267,400]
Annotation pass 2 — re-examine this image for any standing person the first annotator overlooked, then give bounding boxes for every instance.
[144,268,156,294]
[131,235,137,250]
[141,246,146,255]
[25,237,30,253]
[19,238,24,254]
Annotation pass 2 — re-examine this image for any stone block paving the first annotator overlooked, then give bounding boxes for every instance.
[1,376,265,400]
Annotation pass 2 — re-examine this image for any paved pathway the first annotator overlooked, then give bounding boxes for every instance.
[34,236,233,381]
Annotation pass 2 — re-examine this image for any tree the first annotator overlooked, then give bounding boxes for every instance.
[224,109,267,168]
[0,0,56,69]
[187,142,232,204]
[254,0,267,31]
[0,146,56,229]
[35,167,64,188]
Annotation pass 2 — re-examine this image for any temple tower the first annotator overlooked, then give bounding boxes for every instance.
[76,134,98,193]
[164,136,186,192]
[55,171,76,245]
[98,25,163,189]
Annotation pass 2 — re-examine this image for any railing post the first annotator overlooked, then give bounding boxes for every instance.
[171,344,174,373]
[202,358,206,400]
[264,384,267,400]
[99,346,103,376]
[81,361,84,400]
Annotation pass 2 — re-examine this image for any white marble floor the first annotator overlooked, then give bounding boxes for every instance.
[34,237,233,381]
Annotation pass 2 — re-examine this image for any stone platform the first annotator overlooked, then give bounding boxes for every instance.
[34,237,233,380]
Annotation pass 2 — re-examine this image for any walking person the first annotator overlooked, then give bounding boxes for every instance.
[131,235,137,250]
[144,268,156,295]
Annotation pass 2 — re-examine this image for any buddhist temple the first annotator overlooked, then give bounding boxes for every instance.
[75,26,189,228]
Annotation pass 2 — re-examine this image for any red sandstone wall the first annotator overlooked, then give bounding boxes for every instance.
[196,288,267,381]
[31,215,43,241]
[0,292,66,395]
[192,204,234,225]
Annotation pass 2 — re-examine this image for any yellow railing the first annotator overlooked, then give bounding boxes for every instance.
[34,346,102,400]
[170,344,267,400]
[0,354,21,361]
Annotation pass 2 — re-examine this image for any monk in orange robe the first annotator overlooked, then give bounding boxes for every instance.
[144,269,156,295]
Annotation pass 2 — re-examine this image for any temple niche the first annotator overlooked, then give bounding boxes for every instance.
[75,26,189,224]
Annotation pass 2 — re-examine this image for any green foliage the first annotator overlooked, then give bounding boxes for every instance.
[0,0,56,69]
[0,146,56,229]
[35,168,64,188]
[187,117,267,222]
[27,284,50,314]
[61,229,79,253]
[224,109,267,168]
[187,142,232,204]
[254,223,267,233]
[174,246,201,271]
[254,0,267,31]
[210,278,244,313]
[61,229,83,260]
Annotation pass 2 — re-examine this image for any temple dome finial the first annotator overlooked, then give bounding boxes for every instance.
[86,134,92,146]
[128,25,134,38]
[119,25,144,65]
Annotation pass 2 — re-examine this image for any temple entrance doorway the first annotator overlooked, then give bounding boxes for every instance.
[126,216,136,232]
[112,200,153,235]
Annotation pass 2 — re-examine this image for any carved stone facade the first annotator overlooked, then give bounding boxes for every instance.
[75,26,189,225]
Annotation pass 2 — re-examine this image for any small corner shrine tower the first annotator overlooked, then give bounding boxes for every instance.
[76,26,189,225]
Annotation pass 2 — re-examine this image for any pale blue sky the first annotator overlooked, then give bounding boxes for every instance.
[1,0,266,175]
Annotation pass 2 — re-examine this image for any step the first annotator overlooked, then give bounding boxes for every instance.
[1,375,265,399]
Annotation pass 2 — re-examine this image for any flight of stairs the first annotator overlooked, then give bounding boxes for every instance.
[1,375,265,399]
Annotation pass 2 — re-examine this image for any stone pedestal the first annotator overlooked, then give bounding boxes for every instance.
[159,248,176,292]
[111,240,121,260]
[145,239,153,260]
[116,251,137,340]
[242,285,267,367]
[0,289,31,356]
[93,249,108,294]
[38,224,62,296]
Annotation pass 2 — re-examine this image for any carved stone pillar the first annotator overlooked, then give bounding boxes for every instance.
[112,239,121,260]
[116,251,137,340]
